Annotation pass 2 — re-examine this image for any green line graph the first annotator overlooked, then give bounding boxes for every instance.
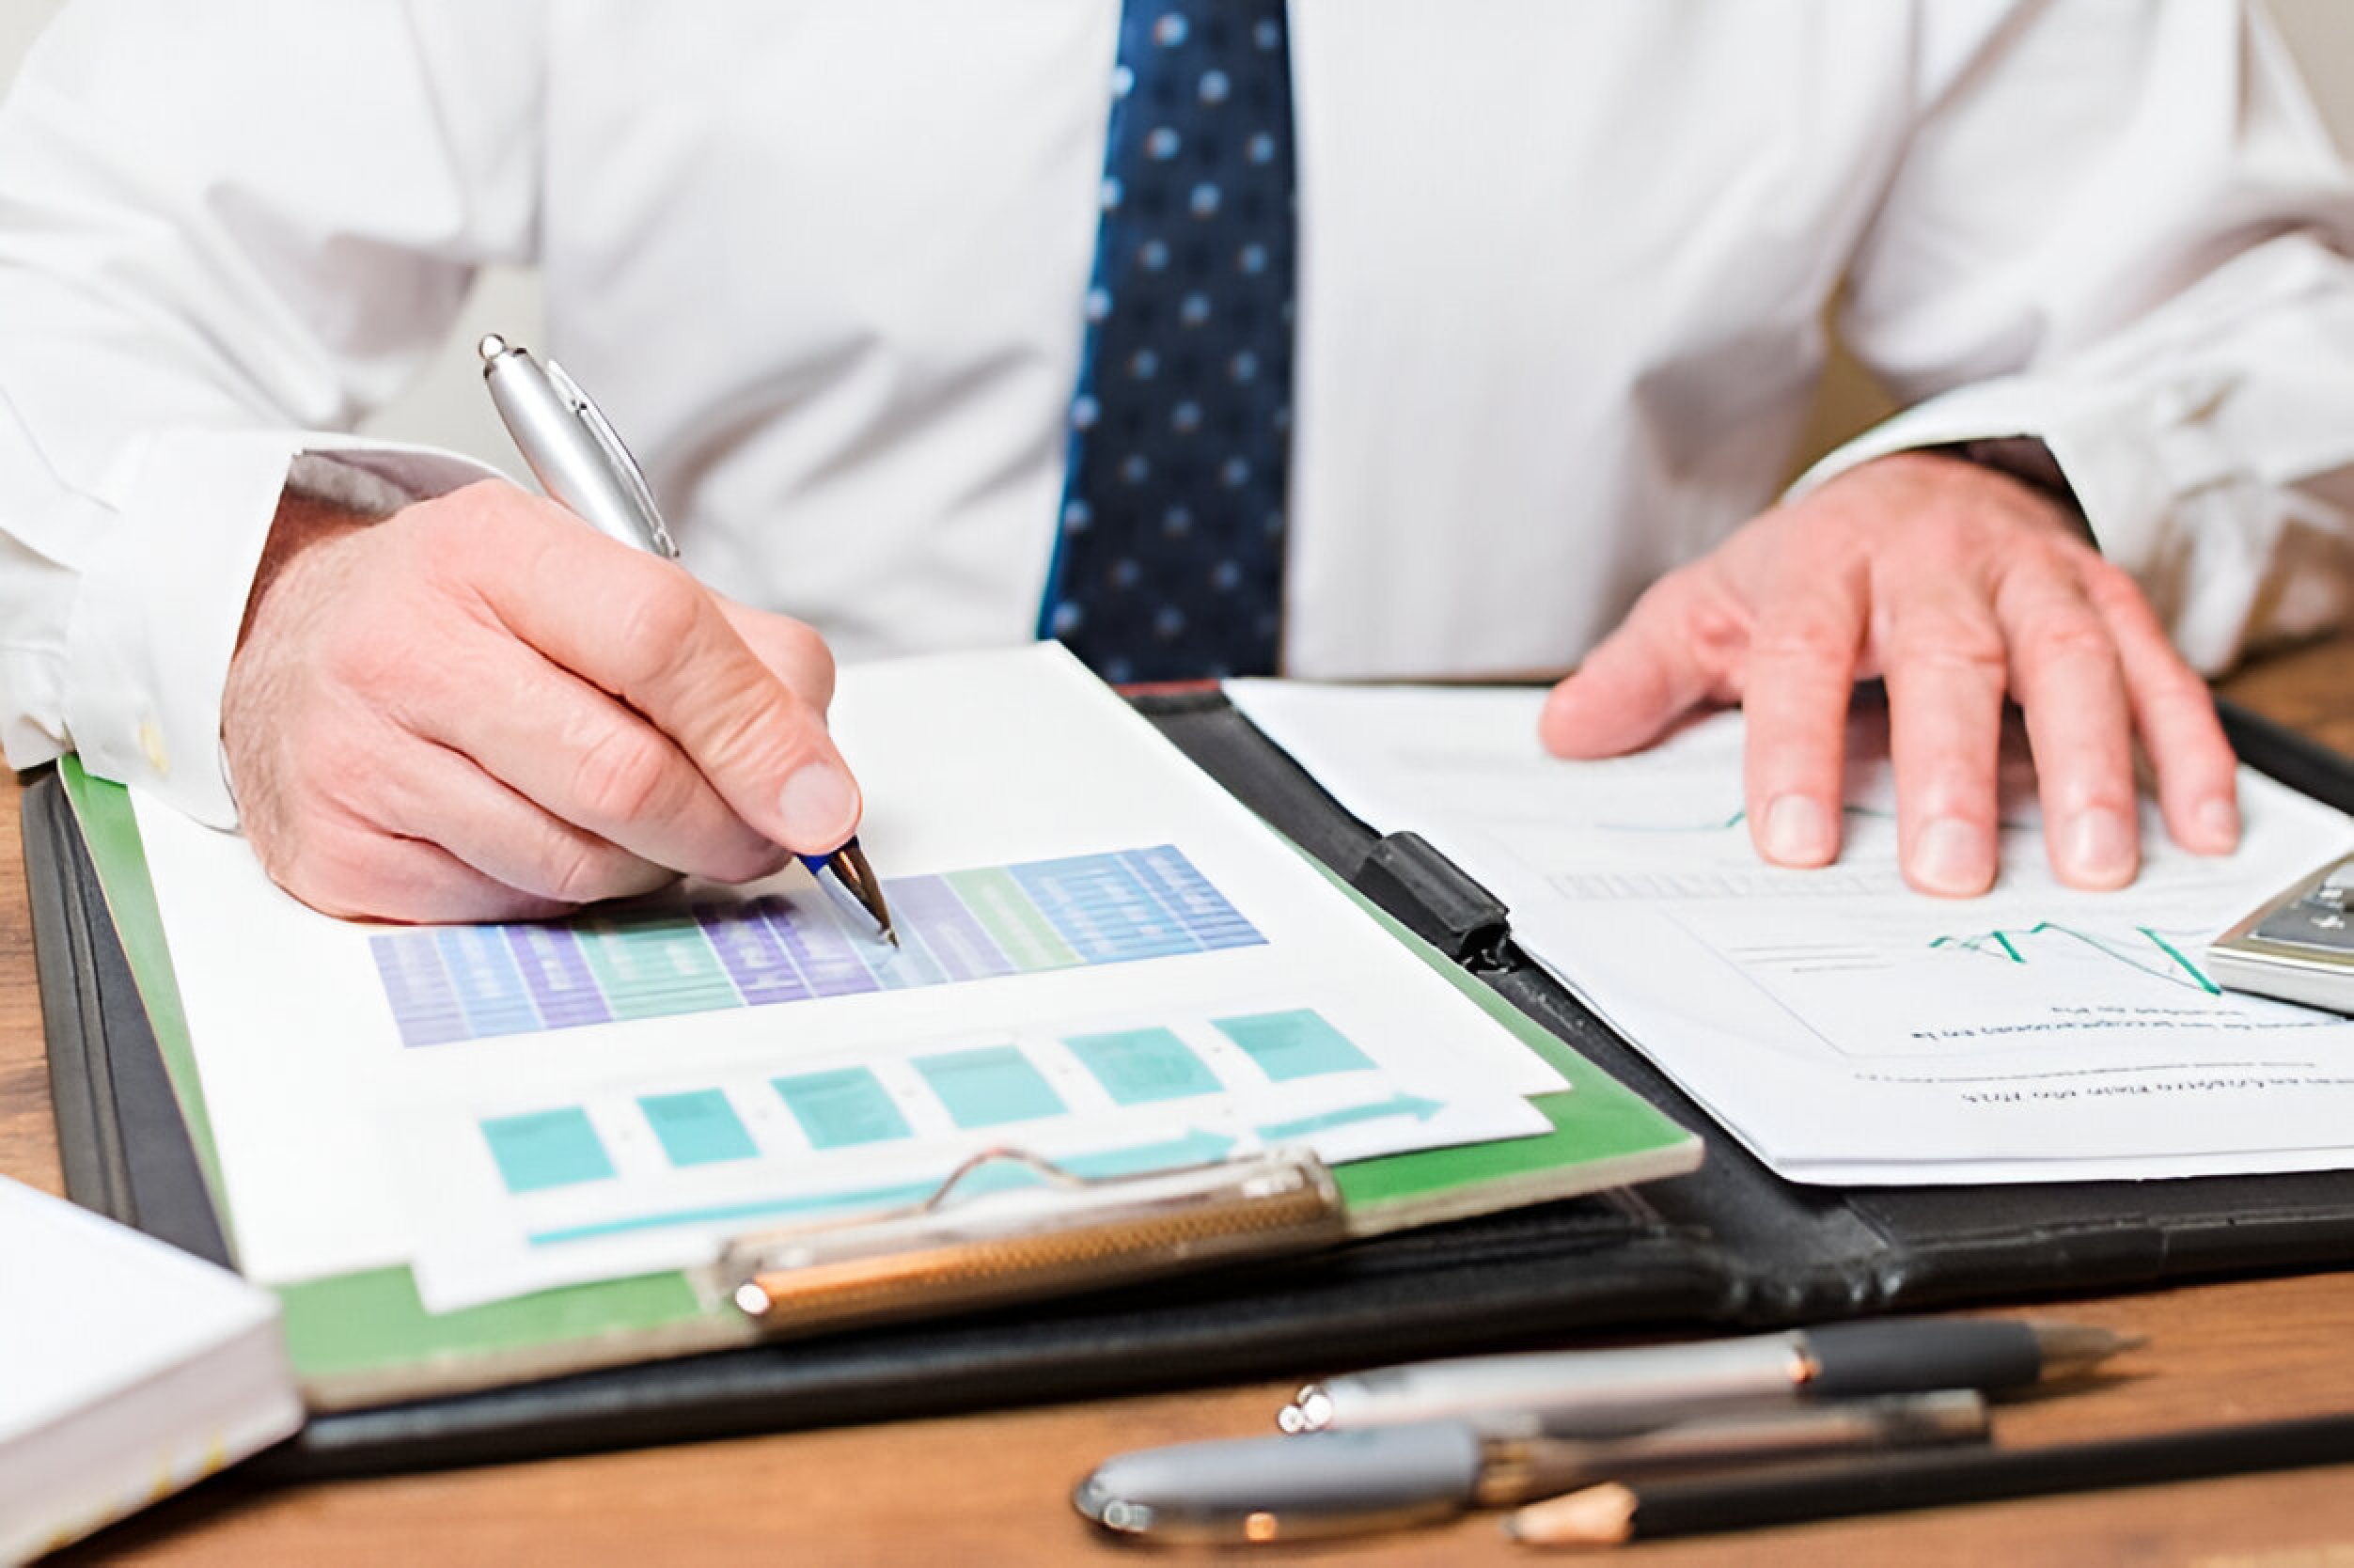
[1597,803,2036,837]
[1595,807,1750,835]
[1928,921,2221,995]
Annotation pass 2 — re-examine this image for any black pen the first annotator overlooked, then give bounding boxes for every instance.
[1075,1392,1989,1545]
[1279,1318,2140,1432]
[477,335,894,942]
[1503,1409,2354,1547]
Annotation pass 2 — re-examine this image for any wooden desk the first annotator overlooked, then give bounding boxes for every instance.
[12,643,2354,1566]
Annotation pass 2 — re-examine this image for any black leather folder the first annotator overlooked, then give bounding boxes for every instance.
[25,691,2354,1479]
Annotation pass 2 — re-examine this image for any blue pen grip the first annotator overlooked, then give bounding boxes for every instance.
[800,835,862,879]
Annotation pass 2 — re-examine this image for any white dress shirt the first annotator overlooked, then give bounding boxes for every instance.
[0,0,2350,831]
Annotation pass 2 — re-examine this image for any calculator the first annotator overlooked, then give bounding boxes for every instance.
[2207,852,2354,1014]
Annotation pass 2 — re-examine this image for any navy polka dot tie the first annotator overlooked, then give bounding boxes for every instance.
[1040,2,1296,683]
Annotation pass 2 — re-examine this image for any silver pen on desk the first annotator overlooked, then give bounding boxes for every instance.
[1279,1318,2140,1432]
[1075,1391,1989,1545]
[476,335,895,943]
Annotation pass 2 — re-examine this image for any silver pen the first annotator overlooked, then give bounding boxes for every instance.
[1279,1319,2140,1432]
[1075,1391,1989,1545]
[479,334,679,557]
[476,335,894,942]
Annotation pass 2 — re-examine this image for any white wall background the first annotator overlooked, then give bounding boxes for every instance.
[2,1,2349,469]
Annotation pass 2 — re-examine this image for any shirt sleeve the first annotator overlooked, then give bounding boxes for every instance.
[1797,0,2354,674]
[0,0,540,826]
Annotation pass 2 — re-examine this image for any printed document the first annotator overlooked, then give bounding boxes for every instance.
[1230,680,2354,1184]
[134,647,1560,1309]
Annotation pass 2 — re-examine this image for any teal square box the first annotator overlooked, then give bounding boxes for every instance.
[1213,1009,1373,1081]
[917,1045,1065,1127]
[481,1106,616,1194]
[773,1067,914,1150]
[638,1089,759,1168]
[1064,1027,1220,1105]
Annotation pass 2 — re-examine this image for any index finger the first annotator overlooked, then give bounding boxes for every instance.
[1539,574,1731,760]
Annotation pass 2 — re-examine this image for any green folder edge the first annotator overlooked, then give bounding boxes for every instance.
[59,756,1699,1394]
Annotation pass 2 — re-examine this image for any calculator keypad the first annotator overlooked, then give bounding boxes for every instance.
[2251,856,2354,953]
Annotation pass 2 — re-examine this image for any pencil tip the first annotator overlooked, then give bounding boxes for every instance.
[1504,1482,1638,1548]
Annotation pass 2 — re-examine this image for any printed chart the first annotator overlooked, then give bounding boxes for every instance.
[476,1006,1382,1243]
[1687,901,2308,1060]
[369,846,1262,1046]
[403,997,1550,1310]
[1928,920,2223,996]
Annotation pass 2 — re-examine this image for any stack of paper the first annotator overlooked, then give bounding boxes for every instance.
[1,1177,301,1561]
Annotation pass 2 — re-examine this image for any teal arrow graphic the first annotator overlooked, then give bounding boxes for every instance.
[529,1173,941,1247]
[528,1130,1242,1247]
[1256,1092,1446,1142]
[1062,1128,1237,1177]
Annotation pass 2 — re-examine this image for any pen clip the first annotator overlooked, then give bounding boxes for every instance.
[544,357,681,559]
[712,1145,1345,1340]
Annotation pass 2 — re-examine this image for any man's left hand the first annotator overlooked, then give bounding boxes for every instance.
[1537,449,2241,896]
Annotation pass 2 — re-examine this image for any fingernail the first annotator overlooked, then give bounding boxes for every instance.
[2196,795,2241,852]
[2064,808,2135,887]
[777,761,858,849]
[1763,795,1835,866]
[1912,817,1992,896]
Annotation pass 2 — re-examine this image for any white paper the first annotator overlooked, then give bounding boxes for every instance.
[1229,678,2354,1184]
[134,645,1561,1304]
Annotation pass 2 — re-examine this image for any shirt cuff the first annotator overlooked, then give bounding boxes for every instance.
[65,430,503,828]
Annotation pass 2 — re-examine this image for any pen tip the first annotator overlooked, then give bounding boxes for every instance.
[2029,1322,2147,1379]
[477,332,508,364]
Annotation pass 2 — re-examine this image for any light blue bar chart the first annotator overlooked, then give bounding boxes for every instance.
[478,1006,1380,1215]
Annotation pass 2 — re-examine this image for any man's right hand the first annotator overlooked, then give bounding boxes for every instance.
[221,478,860,923]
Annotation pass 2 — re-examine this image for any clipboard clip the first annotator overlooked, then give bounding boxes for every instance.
[713,1145,1346,1340]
